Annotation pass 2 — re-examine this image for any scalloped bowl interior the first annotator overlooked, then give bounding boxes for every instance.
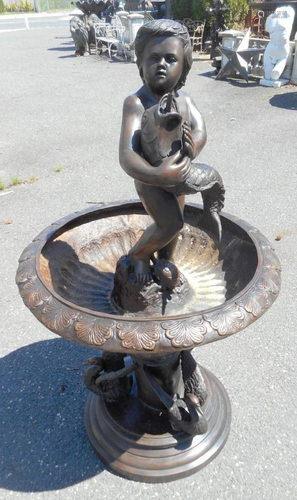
[39,204,258,318]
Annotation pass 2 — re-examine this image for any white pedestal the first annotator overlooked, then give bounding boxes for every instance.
[127,14,144,62]
[260,78,289,87]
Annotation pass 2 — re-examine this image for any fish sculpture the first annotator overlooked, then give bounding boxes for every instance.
[141,92,225,242]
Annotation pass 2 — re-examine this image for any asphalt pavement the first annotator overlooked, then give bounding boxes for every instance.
[0,11,71,32]
[0,21,296,500]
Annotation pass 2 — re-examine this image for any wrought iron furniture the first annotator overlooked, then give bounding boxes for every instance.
[95,22,127,59]
[190,20,206,53]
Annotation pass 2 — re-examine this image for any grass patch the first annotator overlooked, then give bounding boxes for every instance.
[28,174,38,183]
[54,166,63,172]
[11,176,22,186]
[0,175,39,189]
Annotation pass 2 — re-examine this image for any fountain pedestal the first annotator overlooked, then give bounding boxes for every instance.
[85,364,231,482]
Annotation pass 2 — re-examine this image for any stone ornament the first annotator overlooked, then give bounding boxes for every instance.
[217,29,265,83]
[261,6,295,87]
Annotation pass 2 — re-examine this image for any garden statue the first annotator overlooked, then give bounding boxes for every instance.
[70,16,90,56]
[70,13,101,56]
[216,29,265,83]
[16,19,281,482]
[118,20,224,293]
[86,12,102,46]
[111,19,225,429]
[260,5,295,87]
[206,0,229,60]
[70,0,114,56]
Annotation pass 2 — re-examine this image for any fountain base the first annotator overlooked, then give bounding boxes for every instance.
[84,366,231,482]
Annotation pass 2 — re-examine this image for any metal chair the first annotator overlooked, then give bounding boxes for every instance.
[95,23,127,59]
[190,20,206,53]
[251,11,266,38]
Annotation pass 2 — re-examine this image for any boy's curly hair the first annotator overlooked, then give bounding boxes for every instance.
[135,19,193,90]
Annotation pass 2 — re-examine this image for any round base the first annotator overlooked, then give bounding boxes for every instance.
[84,367,231,482]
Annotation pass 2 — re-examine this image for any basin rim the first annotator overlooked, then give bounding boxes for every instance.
[16,200,281,353]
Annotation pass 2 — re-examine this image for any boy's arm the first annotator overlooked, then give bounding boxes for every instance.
[119,95,190,187]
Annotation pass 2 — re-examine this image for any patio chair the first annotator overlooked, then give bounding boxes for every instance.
[190,20,205,53]
[95,23,127,59]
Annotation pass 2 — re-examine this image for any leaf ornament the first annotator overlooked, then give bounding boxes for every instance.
[162,317,207,348]
[75,315,114,345]
[16,258,36,285]
[20,278,50,309]
[204,304,245,336]
[42,298,76,331]
[236,287,268,318]
[117,322,160,351]
[259,268,281,295]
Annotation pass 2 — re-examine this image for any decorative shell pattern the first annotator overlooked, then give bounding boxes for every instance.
[16,203,281,354]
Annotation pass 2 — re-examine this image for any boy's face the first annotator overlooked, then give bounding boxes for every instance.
[141,36,184,95]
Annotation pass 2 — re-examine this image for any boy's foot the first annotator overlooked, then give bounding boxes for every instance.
[129,256,154,285]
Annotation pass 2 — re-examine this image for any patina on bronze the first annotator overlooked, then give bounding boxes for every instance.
[16,20,281,483]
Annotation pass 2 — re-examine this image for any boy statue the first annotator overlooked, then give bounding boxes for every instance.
[117,20,224,296]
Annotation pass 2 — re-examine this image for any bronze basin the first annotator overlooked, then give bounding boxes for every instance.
[16,200,281,356]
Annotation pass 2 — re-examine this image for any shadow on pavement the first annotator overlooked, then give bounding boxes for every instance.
[0,338,105,492]
[199,70,216,79]
[48,46,74,52]
[269,92,297,109]
[199,71,259,87]
[227,79,259,88]
[58,54,77,59]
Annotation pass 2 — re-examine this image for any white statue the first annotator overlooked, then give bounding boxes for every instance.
[260,6,295,87]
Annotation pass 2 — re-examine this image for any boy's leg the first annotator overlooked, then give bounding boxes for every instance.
[129,181,184,282]
[158,195,185,261]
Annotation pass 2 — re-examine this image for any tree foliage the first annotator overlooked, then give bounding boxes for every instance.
[171,0,249,27]
[226,0,249,25]
[171,0,211,22]
[0,0,33,12]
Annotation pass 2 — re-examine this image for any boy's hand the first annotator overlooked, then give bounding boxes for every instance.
[157,151,191,187]
[182,122,195,160]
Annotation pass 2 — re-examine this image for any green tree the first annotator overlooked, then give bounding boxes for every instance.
[6,2,20,11]
[227,0,249,25]
[25,0,33,11]
[0,0,5,14]
[171,0,249,26]
[20,0,33,11]
[172,0,211,22]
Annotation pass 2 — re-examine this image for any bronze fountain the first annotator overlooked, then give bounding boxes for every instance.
[16,20,281,482]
